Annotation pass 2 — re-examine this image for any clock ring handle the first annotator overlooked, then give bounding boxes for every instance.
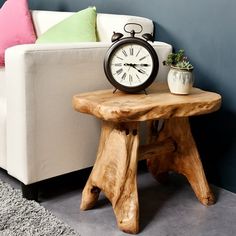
[124,23,143,37]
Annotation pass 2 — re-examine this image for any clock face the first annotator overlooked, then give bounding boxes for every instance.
[109,43,154,87]
[104,37,159,93]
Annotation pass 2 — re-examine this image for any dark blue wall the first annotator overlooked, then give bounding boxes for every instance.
[1,0,236,192]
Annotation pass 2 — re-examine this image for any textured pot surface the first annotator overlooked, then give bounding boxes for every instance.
[167,68,194,94]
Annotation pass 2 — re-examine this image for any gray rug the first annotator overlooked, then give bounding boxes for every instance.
[0,179,80,236]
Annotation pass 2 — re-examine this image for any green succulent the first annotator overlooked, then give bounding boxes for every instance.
[163,49,194,71]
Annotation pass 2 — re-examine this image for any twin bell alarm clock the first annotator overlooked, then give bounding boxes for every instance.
[104,23,159,93]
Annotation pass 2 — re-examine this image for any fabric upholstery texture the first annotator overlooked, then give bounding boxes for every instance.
[0,0,36,66]
[96,13,154,42]
[36,7,97,43]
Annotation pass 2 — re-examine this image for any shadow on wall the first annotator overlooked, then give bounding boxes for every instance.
[190,74,236,193]
[191,110,236,193]
[154,23,236,193]
[154,23,188,49]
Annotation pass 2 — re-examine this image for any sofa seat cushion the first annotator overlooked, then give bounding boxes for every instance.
[0,0,36,66]
[36,7,97,43]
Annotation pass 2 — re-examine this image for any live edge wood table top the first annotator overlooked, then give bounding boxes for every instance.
[72,83,221,234]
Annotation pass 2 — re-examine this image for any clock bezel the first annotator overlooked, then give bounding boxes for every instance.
[104,37,159,93]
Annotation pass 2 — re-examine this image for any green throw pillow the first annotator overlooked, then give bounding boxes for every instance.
[36,7,97,43]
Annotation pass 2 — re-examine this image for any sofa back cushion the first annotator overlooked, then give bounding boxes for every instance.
[96,13,154,42]
[31,10,154,42]
[36,7,97,43]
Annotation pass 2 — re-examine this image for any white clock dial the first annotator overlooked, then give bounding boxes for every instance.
[109,43,154,87]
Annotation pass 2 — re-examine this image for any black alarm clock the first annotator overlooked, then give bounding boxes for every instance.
[104,23,159,93]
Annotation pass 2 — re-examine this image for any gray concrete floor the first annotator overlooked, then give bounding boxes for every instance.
[1,165,236,236]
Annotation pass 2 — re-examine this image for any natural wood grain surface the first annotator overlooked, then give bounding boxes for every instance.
[80,121,139,234]
[74,84,222,234]
[146,117,215,206]
[73,83,221,122]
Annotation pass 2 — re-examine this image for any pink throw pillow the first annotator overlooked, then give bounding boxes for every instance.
[0,0,36,66]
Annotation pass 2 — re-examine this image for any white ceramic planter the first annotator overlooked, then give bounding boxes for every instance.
[167,67,194,95]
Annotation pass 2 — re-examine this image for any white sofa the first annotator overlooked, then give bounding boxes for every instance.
[0,10,172,199]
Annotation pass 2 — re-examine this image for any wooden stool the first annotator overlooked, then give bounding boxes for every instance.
[73,83,221,234]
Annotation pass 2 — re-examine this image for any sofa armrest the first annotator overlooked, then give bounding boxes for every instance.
[5,42,171,184]
[5,42,112,183]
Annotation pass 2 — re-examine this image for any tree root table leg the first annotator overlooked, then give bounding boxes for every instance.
[80,121,140,234]
[146,117,215,206]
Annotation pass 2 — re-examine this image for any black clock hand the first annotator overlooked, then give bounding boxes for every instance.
[132,64,147,74]
[133,63,150,68]
[124,63,150,67]
[139,64,150,67]
[124,63,133,66]
[124,63,146,74]
[123,63,132,71]
[133,65,146,74]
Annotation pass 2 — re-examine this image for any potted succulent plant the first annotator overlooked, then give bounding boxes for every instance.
[163,49,194,94]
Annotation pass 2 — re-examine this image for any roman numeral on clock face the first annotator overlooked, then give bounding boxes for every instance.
[139,55,149,61]
[113,63,122,66]
[136,74,141,82]
[130,47,134,56]
[136,47,142,57]
[121,72,127,80]
[116,68,123,75]
[116,56,124,60]
[129,75,134,85]
[122,50,128,57]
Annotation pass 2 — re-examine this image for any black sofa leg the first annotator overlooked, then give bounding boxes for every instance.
[21,182,39,201]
